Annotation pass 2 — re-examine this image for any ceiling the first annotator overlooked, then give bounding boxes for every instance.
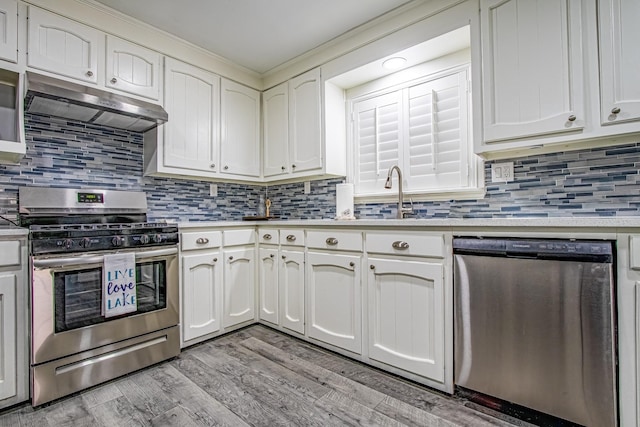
[93,0,415,75]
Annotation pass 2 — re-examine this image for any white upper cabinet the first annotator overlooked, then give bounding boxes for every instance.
[105,36,161,100]
[262,82,289,177]
[480,0,584,143]
[0,0,17,63]
[598,0,640,125]
[220,78,261,177]
[27,7,101,84]
[289,68,322,174]
[162,57,220,174]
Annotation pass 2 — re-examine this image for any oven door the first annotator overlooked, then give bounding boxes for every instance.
[31,246,178,365]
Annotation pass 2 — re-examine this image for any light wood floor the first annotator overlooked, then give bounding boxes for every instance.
[0,325,516,426]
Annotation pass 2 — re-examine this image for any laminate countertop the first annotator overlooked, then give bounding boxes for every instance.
[177,217,640,230]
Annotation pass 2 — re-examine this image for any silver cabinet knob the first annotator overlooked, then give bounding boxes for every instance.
[326,237,338,245]
[611,107,621,115]
[281,166,286,171]
[282,255,286,259]
[228,256,234,261]
[349,262,355,267]
[110,77,117,84]
[370,265,375,270]
[263,233,272,240]
[567,115,576,122]
[292,164,296,169]
[269,254,274,258]
[196,237,209,244]
[210,164,216,169]
[224,165,229,170]
[392,241,410,250]
[213,257,218,262]
[286,235,296,242]
[86,70,94,77]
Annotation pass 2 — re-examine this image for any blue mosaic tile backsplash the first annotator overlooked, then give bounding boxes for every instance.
[1,114,640,222]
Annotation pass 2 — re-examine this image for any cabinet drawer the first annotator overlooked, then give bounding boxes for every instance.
[258,228,279,245]
[224,229,256,246]
[307,230,362,252]
[366,232,444,258]
[0,241,20,267]
[280,229,304,247]
[181,230,222,251]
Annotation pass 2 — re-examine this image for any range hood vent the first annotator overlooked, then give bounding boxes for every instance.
[24,72,168,132]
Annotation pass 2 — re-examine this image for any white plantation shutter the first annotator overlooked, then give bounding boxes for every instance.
[406,69,469,191]
[351,66,471,196]
[353,92,402,195]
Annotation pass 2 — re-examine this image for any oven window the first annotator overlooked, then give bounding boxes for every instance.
[54,260,168,333]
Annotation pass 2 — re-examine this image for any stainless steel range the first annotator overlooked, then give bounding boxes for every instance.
[19,187,180,406]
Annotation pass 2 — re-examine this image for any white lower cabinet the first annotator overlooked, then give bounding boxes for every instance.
[306,251,361,354]
[0,235,28,409]
[367,257,444,382]
[279,249,304,335]
[180,230,223,346]
[258,246,279,325]
[223,246,256,328]
[182,252,222,342]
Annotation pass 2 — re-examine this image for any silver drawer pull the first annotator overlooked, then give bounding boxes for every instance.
[196,237,209,244]
[326,237,338,246]
[392,241,409,250]
[349,262,355,267]
[286,235,296,242]
[263,233,272,240]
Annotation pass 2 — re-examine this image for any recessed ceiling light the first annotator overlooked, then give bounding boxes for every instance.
[382,57,407,70]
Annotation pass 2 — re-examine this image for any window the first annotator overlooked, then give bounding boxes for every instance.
[349,62,482,199]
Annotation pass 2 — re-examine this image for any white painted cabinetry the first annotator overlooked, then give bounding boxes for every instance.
[160,57,220,175]
[220,79,261,178]
[0,235,27,409]
[306,230,362,354]
[223,229,256,328]
[0,0,17,63]
[27,6,101,84]
[258,228,305,335]
[366,231,446,383]
[598,0,640,125]
[480,0,584,144]
[180,230,223,345]
[262,82,288,177]
[105,35,161,100]
[289,68,322,174]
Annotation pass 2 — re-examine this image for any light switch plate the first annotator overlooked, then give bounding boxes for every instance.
[304,181,311,194]
[209,183,218,197]
[491,162,515,183]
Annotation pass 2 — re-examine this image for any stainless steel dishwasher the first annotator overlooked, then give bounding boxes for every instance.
[453,237,617,427]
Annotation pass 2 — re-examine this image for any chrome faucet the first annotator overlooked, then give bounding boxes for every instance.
[384,165,412,219]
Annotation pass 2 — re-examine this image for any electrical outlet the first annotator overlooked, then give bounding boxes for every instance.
[304,181,311,194]
[491,162,515,183]
[209,183,218,197]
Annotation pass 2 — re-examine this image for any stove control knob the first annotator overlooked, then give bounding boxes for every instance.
[153,234,164,244]
[79,237,92,248]
[63,239,73,250]
[139,235,150,245]
[112,236,124,247]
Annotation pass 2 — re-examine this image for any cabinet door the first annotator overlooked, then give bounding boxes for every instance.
[182,252,222,342]
[220,79,261,177]
[258,247,278,325]
[263,82,289,177]
[481,0,584,142]
[289,68,322,173]
[163,58,220,173]
[280,249,304,335]
[0,0,17,63]
[368,257,444,382]
[223,247,255,328]
[0,274,16,401]
[27,7,100,84]
[105,36,161,100]
[599,0,640,125]
[307,251,361,354]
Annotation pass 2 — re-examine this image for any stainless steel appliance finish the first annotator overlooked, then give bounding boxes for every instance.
[24,71,168,132]
[21,187,180,406]
[453,237,617,427]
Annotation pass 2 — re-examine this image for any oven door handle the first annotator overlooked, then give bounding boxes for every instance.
[32,247,178,268]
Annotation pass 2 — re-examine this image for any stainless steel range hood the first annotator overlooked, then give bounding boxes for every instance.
[24,71,168,132]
